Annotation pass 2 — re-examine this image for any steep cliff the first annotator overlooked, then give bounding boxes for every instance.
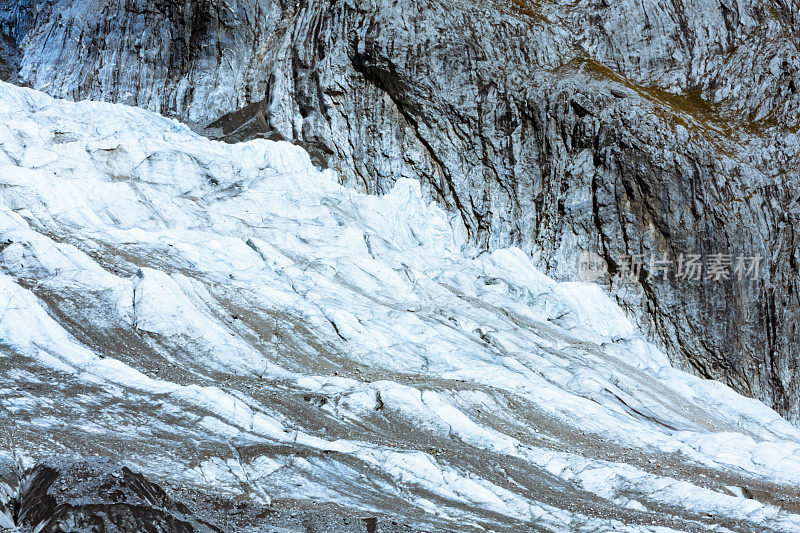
[2,0,799,424]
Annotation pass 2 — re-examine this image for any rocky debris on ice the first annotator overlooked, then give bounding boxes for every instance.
[1,82,800,531]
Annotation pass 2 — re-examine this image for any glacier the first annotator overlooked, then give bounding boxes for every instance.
[1,80,800,531]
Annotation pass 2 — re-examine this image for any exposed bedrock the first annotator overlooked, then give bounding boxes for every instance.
[0,457,413,532]
[0,458,220,532]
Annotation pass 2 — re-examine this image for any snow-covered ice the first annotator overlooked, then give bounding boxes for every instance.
[1,81,800,531]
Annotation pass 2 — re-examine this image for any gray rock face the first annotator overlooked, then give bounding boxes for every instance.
[4,459,219,532]
[0,457,418,532]
[2,0,799,421]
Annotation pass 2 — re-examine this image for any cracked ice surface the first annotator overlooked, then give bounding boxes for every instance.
[1,81,800,531]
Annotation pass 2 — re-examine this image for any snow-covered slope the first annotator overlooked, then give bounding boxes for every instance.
[7,0,799,426]
[1,81,800,531]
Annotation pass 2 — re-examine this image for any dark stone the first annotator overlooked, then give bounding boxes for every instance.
[13,459,222,533]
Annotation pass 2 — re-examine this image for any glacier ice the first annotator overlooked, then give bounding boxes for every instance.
[1,81,800,531]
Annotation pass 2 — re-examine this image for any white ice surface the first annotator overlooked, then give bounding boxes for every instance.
[1,81,800,531]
